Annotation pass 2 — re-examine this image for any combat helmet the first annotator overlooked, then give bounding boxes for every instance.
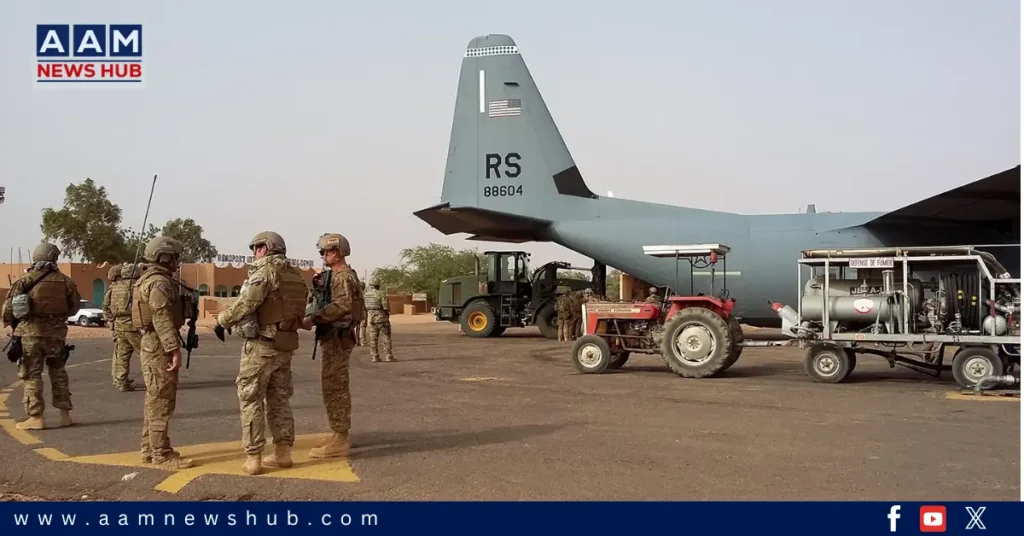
[143,236,183,265]
[249,231,286,255]
[368,274,380,287]
[32,242,60,263]
[121,263,139,279]
[107,265,121,281]
[317,233,350,256]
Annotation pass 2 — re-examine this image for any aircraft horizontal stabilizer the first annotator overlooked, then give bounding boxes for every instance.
[412,202,552,243]
[863,165,1020,237]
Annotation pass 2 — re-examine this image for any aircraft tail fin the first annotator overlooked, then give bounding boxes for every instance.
[414,34,597,241]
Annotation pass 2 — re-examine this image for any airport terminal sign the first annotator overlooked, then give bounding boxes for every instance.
[214,254,316,269]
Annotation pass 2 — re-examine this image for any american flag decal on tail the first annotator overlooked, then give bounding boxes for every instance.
[488,98,521,118]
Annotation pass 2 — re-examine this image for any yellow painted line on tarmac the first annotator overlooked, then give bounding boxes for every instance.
[0,419,43,445]
[0,380,42,445]
[945,392,1021,402]
[31,433,359,494]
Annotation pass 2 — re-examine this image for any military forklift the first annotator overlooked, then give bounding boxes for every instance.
[434,251,602,339]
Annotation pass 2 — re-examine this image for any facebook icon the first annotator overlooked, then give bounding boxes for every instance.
[888,505,901,532]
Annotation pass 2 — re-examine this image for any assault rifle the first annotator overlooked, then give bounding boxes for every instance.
[308,268,333,360]
[175,278,200,369]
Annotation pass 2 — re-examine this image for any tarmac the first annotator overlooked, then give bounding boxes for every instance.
[0,320,1019,501]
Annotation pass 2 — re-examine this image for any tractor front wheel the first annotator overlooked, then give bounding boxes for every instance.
[659,307,733,378]
[460,301,498,338]
[571,335,612,374]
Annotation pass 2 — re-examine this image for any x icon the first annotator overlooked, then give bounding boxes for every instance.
[965,506,986,530]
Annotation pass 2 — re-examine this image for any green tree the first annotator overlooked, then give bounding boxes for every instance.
[161,218,218,262]
[606,269,622,300]
[561,270,590,281]
[40,178,220,264]
[371,243,487,303]
[40,178,127,262]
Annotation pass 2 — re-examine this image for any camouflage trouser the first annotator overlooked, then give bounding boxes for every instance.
[18,336,72,417]
[319,332,355,434]
[236,340,295,455]
[571,313,583,338]
[112,330,141,388]
[139,332,180,459]
[556,312,568,341]
[357,318,367,347]
[367,321,393,361]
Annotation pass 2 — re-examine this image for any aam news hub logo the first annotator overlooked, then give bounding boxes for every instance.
[35,24,143,84]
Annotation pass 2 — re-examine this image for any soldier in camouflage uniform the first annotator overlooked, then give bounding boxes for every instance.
[357,281,367,346]
[214,231,308,475]
[303,233,363,459]
[102,264,141,391]
[2,242,81,430]
[645,286,663,307]
[555,290,572,341]
[131,236,193,470]
[363,275,394,362]
[569,288,595,339]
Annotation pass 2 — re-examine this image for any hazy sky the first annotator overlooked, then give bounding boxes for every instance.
[1,0,1019,274]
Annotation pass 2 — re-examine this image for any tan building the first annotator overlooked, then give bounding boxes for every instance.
[0,262,317,306]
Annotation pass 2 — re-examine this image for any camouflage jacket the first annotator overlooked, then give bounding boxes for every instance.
[103,279,136,332]
[363,287,390,324]
[134,263,181,354]
[312,265,363,326]
[217,254,307,340]
[2,262,81,339]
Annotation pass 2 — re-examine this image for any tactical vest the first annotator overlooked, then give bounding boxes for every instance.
[109,280,132,316]
[131,269,185,330]
[26,270,69,316]
[254,264,309,351]
[335,268,364,324]
[363,287,382,311]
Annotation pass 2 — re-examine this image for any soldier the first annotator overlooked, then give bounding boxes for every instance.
[570,288,595,338]
[555,290,571,341]
[645,286,663,307]
[131,236,193,469]
[357,281,367,346]
[303,233,364,459]
[103,264,140,391]
[213,232,308,475]
[363,275,394,362]
[2,242,81,430]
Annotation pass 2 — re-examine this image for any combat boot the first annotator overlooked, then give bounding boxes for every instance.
[118,379,138,392]
[244,454,263,475]
[142,449,180,464]
[262,445,293,468]
[59,410,73,427]
[308,433,350,459]
[16,415,44,430]
[152,453,194,470]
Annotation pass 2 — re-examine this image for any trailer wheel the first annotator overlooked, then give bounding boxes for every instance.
[608,352,630,370]
[722,316,744,371]
[571,335,612,374]
[535,301,558,340]
[804,344,853,384]
[659,307,732,378]
[952,346,1004,389]
[460,301,497,338]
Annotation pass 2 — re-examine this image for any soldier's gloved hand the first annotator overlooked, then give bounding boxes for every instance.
[213,323,226,342]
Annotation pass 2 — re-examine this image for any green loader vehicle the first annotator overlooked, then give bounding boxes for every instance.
[434,251,602,339]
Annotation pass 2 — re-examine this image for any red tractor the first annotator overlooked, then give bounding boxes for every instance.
[570,244,744,377]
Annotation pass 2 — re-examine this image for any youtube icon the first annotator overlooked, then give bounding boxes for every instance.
[920,505,946,532]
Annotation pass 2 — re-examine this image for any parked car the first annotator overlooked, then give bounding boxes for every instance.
[68,300,105,327]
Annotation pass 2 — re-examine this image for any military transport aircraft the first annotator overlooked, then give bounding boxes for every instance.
[414,34,1020,327]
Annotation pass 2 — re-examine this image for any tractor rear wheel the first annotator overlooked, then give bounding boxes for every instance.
[722,316,744,371]
[460,301,498,338]
[659,307,732,378]
[571,335,612,374]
